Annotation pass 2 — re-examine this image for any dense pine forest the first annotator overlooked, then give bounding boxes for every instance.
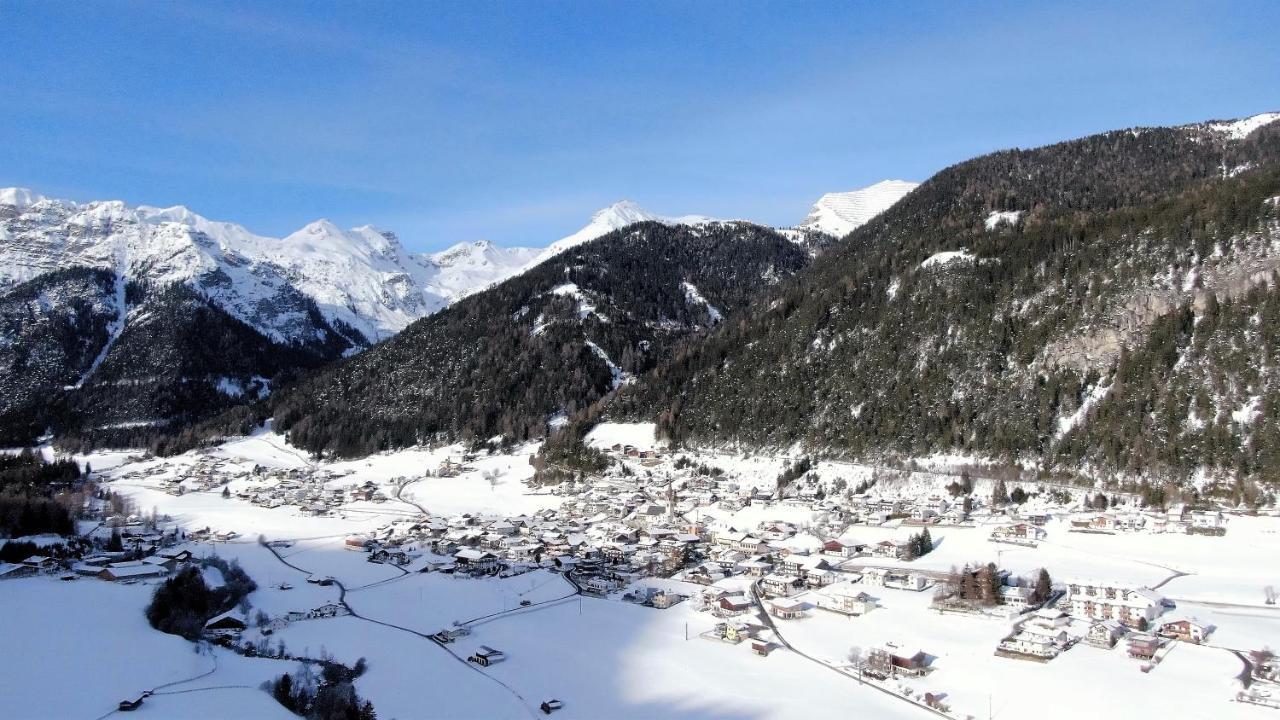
[0,449,82,537]
[613,120,1280,482]
[269,221,810,457]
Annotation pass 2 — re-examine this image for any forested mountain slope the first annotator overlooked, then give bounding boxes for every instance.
[615,114,1280,481]
[0,271,339,448]
[270,222,810,457]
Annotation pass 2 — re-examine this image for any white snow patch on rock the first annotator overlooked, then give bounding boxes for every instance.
[1205,112,1280,140]
[920,250,977,269]
[1232,395,1262,425]
[984,210,1023,230]
[797,180,918,237]
[680,281,723,324]
[585,422,665,451]
[1056,382,1112,439]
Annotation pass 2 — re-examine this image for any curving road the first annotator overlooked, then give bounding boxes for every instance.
[747,580,947,720]
[260,537,563,719]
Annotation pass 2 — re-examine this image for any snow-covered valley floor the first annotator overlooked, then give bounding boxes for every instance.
[5,426,1279,719]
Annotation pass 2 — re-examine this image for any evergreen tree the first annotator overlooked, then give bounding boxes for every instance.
[273,673,295,713]
[1033,568,1052,603]
[992,478,1010,507]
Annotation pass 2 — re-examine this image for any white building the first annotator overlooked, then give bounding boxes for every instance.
[1066,580,1164,626]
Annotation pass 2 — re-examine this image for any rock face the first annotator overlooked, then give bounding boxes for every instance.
[1043,226,1280,372]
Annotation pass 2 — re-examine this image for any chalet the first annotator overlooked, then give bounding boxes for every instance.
[311,602,346,618]
[1127,634,1162,660]
[1000,623,1066,658]
[760,574,804,597]
[768,597,806,620]
[999,585,1034,609]
[370,549,411,566]
[1086,619,1126,648]
[806,568,838,587]
[872,539,910,559]
[777,554,829,577]
[203,610,247,638]
[21,556,61,574]
[454,548,498,570]
[1158,618,1211,644]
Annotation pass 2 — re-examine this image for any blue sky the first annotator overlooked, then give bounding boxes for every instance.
[2,1,1277,251]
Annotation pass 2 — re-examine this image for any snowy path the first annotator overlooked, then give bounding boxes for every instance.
[260,538,541,718]
[90,646,221,720]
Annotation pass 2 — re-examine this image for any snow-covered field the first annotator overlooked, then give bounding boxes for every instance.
[2,576,295,720]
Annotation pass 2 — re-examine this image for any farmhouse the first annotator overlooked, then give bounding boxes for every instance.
[0,562,37,580]
[97,564,168,582]
[203,610,247,638]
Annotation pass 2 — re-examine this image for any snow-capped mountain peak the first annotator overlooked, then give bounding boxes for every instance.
[426,240,541,301]
[798,179,918,237]
[534,200,717,264]
[0,187,49,209]
[0,190,544,346]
